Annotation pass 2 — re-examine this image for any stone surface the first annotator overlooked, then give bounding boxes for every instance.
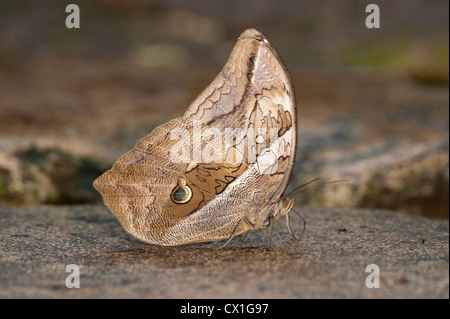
[0,204,448,298]
[0,137,113,205]
[290,71,449,219]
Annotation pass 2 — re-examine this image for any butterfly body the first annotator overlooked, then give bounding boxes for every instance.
[94,29,297,246]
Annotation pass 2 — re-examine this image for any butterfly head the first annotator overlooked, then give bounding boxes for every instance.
[277,197,295,218]
[260,196,295,228]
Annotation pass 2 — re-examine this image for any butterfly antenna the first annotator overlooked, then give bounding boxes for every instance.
[285,178,348,198]
[284,177,321,197]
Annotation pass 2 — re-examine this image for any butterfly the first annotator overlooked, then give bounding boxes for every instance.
[93,28,300,247]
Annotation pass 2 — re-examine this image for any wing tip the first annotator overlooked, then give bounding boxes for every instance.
[93,173,104,192]
[239,28,266,42]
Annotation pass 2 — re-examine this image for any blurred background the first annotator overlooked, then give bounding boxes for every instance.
[0,0,448,219]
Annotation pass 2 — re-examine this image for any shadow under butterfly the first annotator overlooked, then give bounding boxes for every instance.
[94,28,308,248]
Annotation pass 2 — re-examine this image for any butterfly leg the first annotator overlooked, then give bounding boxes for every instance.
[285,213,298,240]
[266,215,275,249]
[287,208,307,248]
[240,231,249,242]
[220,218,248,248]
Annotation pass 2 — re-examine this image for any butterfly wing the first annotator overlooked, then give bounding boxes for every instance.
[94,29,297,245]
[184,28,297,203]
[94,117,258,245]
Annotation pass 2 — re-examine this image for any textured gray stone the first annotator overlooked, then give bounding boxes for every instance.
[0,204,447,298]
[0,137,112,205]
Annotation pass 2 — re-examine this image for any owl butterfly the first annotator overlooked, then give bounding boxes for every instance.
[94,29,300,247]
